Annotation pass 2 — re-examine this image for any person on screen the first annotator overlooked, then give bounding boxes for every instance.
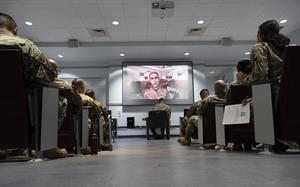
[144,71,169,99]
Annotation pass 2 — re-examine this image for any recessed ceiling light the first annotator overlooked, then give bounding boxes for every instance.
[280,19,287,24]
[112,21,119,25]
[244,52,250,55]
[58,54,63,58]
[184,52,190,56]
[197,20,204,24]
[120,53,125,57]
[25,21,33,26]
[209,71,215,74]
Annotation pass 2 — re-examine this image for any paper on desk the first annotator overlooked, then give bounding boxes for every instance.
[222,103,250,125]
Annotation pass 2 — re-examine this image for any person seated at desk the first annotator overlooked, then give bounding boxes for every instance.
[151,98,171,139]
[178,80,226,146]
[237,20,291,151]
[0,13,56,84]
[181,89,209,137]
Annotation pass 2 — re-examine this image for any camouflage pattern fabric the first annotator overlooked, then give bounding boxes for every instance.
[241,42,285,85]
[186,100,202,118]
[153,101,171,119]
[0,28,55,84]
[58,96,67,129]
[79,93,102,120]
[144,87,169,99]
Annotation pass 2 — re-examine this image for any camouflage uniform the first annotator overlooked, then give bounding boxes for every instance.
[153,101,171,119]
[53,79,83,129]
[241,42,285,85]
[181,99,202,137]
[184,93,226,143]
[0,28,55,84]
[144,87,169,99]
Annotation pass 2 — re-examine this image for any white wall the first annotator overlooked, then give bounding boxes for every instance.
[288,27,300,45]
[59,64,234,129]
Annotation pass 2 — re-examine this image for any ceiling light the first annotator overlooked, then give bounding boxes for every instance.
[244,52,250,55]
[184,52,190,56]
[197,20,204,24]
[25,21,33,26]
[120,53,125,57]
[280,19,287,24]
[209,71,215,74]
[58,54,63,58]
[112,21,119,25]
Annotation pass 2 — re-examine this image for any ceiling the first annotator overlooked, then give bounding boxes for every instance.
[1,0,300,68]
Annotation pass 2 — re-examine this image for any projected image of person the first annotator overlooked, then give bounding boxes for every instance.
[144,71,169,99]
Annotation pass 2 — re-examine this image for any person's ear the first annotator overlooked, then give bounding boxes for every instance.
[13,27,17,35]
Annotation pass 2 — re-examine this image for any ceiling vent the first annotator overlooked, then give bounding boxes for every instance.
[151,0,175,19]
[186,27,206,36]
[88,29,109,37]
[67,39,80,48]
[221,37,233,46]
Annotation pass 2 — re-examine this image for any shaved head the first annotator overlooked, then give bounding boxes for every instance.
[214,80,226,94]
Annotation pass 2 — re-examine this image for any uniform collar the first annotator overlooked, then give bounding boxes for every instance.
[0,28,14,36]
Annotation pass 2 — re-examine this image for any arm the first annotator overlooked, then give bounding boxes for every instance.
[241,44,269,85]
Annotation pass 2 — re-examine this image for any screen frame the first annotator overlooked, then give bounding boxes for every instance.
[122,61,194,106]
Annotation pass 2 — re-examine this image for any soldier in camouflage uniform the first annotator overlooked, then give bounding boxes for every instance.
[85,89,112,150]
[181,89,209,137]
[178,80,226,146]
[151,98,171,138]
[237,20,290,85]
[237,20,291,152]
[0,13,55,85]
[144,72,169,99]
[0,14,67,159]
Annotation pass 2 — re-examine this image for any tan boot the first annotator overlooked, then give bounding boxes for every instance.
[178,137,190,146]
[43,148,67,159]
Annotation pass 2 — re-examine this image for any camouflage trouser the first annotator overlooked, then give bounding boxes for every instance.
[58,96,67,129]
[184,115,198,142]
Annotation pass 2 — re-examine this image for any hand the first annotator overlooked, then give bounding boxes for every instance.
[242,97,252,106]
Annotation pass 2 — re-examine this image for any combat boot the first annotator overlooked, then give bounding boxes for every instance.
[100,144,113,151]
[177,137,190,146]
[43,148,68,159]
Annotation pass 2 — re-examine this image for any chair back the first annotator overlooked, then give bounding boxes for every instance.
[225,85,254,144]
[278,46,300,141]
[148,110,169,128]
[0,45,30,149]
[202,102,218,144]
[58,89,76,149]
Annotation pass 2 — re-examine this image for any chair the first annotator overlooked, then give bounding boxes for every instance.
[198,102,225,145]
[146,110,170,140]
[225,85,255,145]
[0,45,58,158]
[0,45,30,150]
[58,89,77,151]
[252,46,300,148]
[278,46,300,142]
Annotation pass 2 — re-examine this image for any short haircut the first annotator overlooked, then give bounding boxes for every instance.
[149,71,159,78]
[200,89,209,96]
[0,13,17,31]
[237,59,252,75]
[158,98,165,102]
[85,89,94,97]
[71,78,84,89]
